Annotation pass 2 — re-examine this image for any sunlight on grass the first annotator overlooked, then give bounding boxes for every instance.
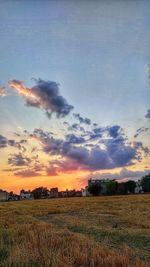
[0,195,150,266]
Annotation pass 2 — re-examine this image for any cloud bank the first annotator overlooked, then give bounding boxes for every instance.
[31,128,149,173]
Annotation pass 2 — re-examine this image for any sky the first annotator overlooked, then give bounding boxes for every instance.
[0,0,150,193]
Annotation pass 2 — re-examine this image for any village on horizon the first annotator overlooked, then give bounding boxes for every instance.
[1,173,150,201]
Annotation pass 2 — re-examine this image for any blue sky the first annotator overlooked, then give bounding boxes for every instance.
[0,0,150,191]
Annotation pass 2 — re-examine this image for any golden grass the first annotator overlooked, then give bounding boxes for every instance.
[0,195,150,266]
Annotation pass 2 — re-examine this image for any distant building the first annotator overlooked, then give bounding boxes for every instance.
[59,189,78,197]
[134,181,143,194]
[67,189,76,197]
[20,190,33,200]
[75,190,82,197]
[50,188,58,198]
[8,192,20,201]
[61,189,76,197]
[88,179,108,195]
[0,190,9,201]
[81,186,91,197]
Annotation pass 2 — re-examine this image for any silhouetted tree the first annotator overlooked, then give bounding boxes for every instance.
[140,174,150,192]
[117,182,126,194]
[31,187,49,199]
[88,184,102,196]
[106,180,118,195]
[125,180,136,193]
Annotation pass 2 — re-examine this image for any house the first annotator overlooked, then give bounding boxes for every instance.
[81,186,91,197]
[0,189,9,201]
[134,181,143,194]
[8,192,20,201]
[50,187,58,198]
[20,189,33,200]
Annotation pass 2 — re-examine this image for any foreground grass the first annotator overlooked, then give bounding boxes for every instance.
[0,195,150,266]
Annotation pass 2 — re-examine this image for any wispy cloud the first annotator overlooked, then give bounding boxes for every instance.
[73,113,91,125]
[134,127,149,138]
[14,169,41,177]
[0,87,6,97]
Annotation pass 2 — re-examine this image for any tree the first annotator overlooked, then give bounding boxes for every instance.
[125,180,136,194]
[106,180,118,195]
[117,182,126,194]
[140,174,150,192]
[31,187,49,199]
[88,183,102,196]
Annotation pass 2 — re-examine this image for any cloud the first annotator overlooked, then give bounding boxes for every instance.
[86,125,123,141]
[0,133,28,151]
[9,79,73,118]
[79,168,150,185]
[145,109,150,120]
[32,128,146,172]
[89,127,104,140]
[146,64,150,81]
[73,113,91,125]
[0,87,6,97]
[107,125,122,138]
[134,127,149,138]
[0,135,8,148]
[46,166,58,176]
[48,158,86,174]
[69,123,85,133]
[8,153,31,166]
[14,169,41,177]
[65,134,85,144]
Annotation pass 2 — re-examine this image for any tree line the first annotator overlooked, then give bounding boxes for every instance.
[88,174,150,196]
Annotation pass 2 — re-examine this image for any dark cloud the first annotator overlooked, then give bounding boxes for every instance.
[107,125,122,138]
[9,79,73,118]
[134,127,149,138]
[65,134,85,144]
[0,135,8,148]
[32,128,146,171]
[145,109,150,120]
[93,123,98,127]
[73,113,91,125]
[0,134,27,152]
[70,123,85,132]
[89,127,104,140]
[131,141,150,156]
[89,133,102,140]
[8,153,31,166]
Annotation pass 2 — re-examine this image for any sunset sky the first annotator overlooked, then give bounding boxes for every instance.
[0,0,150,193]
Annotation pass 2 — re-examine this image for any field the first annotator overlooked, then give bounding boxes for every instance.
[0,195,150,267]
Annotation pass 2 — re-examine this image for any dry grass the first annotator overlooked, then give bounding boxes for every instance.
[0,195,150,266]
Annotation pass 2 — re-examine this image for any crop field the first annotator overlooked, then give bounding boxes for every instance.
[0,195,150,267]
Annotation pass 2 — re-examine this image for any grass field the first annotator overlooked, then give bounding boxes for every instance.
[0,195,150,267]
